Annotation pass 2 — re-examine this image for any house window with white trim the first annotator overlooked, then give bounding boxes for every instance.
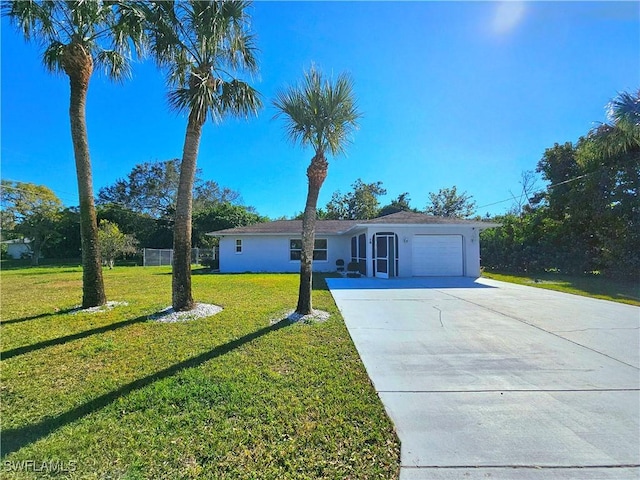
[290,239,328,261]
[235,239,242,254]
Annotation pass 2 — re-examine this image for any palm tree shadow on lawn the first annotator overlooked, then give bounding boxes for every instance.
[1,314,150,360]
[0,307,83,326]
[1,318,292,456]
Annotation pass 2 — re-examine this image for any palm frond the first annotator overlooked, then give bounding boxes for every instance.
[95,49,131,80]
[148,0,261,125]
[3,1,55,41]
[273,66,361,156]
[608,90,640,127]
[4,0,144,81]
[145,2,195,75]
[69,0,105,40]
[110,1,148,58]
[226,29,259,74]
[589,90,640,157]
[168,87,206,118]
[219,79,262,118]
[42,41,66,74]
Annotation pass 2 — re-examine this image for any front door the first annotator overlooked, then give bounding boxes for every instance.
[374,233,397,278]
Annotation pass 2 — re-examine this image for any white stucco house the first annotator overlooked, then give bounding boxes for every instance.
[208,211,499,278]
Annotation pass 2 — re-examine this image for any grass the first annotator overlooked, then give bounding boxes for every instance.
[0,266,400,479]
[482,270,640,306]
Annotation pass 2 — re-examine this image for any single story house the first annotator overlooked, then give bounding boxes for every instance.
[208,211,499,278]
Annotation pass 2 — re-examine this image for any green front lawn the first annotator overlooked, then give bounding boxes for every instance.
[1,266,400,479]
[482,270,640,306]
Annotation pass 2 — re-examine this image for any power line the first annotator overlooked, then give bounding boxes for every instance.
[476,172,594,211]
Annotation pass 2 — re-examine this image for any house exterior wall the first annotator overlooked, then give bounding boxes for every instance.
[218,235,351,273]
[358,225,481,278]
[218,225,484,277]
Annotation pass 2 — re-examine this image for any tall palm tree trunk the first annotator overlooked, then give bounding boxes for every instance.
[63,43,106,308]
[172,113,203,311]
[296,153,328,315]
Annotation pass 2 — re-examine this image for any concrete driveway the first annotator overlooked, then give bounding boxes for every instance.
[326,277,640,480]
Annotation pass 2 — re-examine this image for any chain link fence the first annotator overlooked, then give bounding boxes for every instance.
[143,248,215,267]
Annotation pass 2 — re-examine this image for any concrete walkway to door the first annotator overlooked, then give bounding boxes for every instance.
[326,277,640,480]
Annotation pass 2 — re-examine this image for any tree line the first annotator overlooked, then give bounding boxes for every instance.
[309,180,476,220]
[0,171,476,264]
[1,160,266,264]
[481,91,639,280]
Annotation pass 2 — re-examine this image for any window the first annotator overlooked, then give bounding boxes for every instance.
[235,239,242,254]
[313,239,328,261]
[290,239,302,260]
[290,239,328,261]
[358,233,366,258]
[350,233,367,275]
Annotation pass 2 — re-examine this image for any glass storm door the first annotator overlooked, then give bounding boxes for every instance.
[374,233,397,279]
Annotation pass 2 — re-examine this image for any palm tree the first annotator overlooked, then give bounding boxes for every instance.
[273,67,361,315]
[3,1,146,308]
[145,1,261,311]
[589,90,640,157]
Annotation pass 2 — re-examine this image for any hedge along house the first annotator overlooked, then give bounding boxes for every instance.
[208,211,499,278]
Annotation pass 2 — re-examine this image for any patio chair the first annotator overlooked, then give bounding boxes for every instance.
[336,259,345,275]
[346,261,361,278]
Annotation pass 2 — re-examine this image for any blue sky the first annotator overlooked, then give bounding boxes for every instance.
[1,1,638,219]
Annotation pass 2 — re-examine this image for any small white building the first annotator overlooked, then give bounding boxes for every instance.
[208,211,499,278]
[2,238,33,259]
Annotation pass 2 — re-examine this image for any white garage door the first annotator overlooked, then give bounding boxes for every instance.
[412,235,463,276]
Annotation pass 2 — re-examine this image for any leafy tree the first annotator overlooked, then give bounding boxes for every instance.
[379,192,415,217]
[194,180,242,212]
[1,181,63,265]
[325,179,386,220]
[3,1,146,307]
[146,1,261,311]
[577,149,639,277]
[483,91,640,279]
[534,143,582,215]
[44,207,82,259]
[273,66,361,314]
[97,204,173,249]
[193,203,267,248]
[425,186,476,218]
[97,159,181,218]
[480,210,572,274]
[97,220,138,269]
[483,143,599,275]
[97,159,242,219]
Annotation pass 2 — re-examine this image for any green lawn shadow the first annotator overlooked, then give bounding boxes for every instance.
[1,314,150,360]
[1,307,81,326]
[1,318,292,456]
